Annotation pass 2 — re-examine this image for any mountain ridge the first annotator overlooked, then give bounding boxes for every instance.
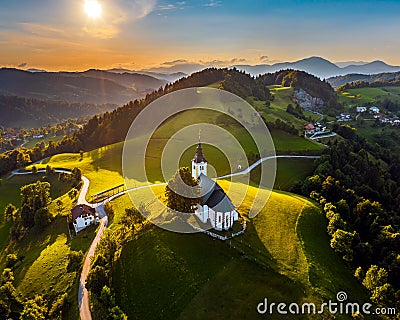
[0,68,167,105]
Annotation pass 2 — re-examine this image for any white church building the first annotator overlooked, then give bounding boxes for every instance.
[192,140,239,231]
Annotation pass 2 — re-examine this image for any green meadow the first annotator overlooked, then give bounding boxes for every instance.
[112,181,369,320]
[338,86,400,106]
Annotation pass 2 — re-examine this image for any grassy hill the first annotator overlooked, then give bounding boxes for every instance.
[112,181,369,320]
[338,86,400,106]
[260,85,321,130]
[0,172,97,320]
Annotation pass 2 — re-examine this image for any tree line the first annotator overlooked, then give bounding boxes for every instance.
[293,132,400,313]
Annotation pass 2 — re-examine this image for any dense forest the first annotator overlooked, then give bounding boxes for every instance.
[294,126,400,311]
[338,80,400,91]
[0,95,117,127]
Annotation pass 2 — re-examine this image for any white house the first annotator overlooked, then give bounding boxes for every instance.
[192,140,239,231]
[356,106,367,113]
[370,106,380,113]
[71,204,99,233]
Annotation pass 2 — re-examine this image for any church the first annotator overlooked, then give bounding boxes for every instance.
[192,140,239,231]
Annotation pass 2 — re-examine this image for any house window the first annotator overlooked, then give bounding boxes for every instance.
[193,165,195,169]
[219,216,221,223]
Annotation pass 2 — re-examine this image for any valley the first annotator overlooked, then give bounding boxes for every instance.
[0,66,399,320]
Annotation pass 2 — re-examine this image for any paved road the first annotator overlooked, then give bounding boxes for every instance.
[217,155,320,179]
[78,215,108,320]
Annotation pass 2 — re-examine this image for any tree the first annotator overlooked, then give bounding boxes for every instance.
[67,250,84,272]
[327,213,347,236]
[45,165,55,175]
[0,281,22,318]
[1,268,15,283]
[165,167,200,213]
[31,165,38,174]
[363,265,388,291]
[48,293,67,320]
[123,207,145,226]
[85,265,109,296]
[21,204,34,228]
[20,295,48,320]
[5,254,18,268]
[20,181,51,213]
[68,188,78,201]
[34,207,52,230]
[71,167,82,186]
[56,199,64,215]
[4,204,16,223]
[330,229,356,261]
[108,306,128,320]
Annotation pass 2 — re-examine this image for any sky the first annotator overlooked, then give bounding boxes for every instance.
[0,0,399,71]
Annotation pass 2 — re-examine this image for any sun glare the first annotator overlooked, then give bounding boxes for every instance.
[84,0,102,19]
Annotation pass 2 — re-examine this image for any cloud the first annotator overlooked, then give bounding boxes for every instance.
[82,25,120,39]
[18,62,27,68]
[203,0,222,7]
[156,1,188,16]
[260,55,269,62]
[162,59,190,65]
[20,23,66,38]
[200,58,247,66]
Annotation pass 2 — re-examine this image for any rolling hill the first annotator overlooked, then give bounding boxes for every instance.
[328,71,400,88]
[0,68,167,105]
[112,181,369,320]
[0,94,117,128]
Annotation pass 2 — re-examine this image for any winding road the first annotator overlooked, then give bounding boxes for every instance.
[9,154,320,319]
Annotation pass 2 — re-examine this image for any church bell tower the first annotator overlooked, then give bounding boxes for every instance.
[192,137,207,179]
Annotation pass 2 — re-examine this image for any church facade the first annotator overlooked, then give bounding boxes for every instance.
[192,141,239,231]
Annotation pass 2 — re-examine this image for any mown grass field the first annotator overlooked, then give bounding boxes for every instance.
[338,86,400,106]
[112,181,369,320]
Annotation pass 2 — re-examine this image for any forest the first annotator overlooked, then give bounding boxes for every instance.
[0,95,117,128]
[294,126,400,311]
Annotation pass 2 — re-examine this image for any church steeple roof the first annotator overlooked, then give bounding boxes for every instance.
[193,141,207,163]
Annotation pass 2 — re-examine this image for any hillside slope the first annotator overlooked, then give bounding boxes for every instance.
[328,71,400,88]
[0,94,116,127]
[112,182,369,320]
[0,68,166,104]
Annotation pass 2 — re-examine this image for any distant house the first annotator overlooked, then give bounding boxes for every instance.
[356,106,367,113]
[71,204,99,233]
[370,106,380,113]
[304,123,315,133]
[337,113,351,122]
[32,134,44,139]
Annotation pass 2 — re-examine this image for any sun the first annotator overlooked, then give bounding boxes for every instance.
[84,0,102,19]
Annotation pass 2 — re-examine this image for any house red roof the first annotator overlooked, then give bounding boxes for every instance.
[71,204,96,221]
[305,123,315,130]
